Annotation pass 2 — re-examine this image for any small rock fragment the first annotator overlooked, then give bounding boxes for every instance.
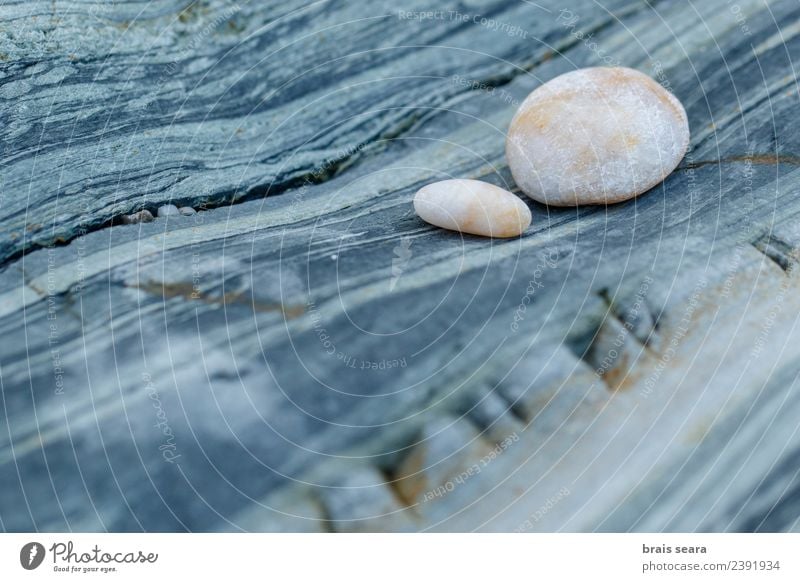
[178,206,197,216]
[157,204,180,217]
[121,209,154,224]
[506,66,690,206]
[413,179,531,238]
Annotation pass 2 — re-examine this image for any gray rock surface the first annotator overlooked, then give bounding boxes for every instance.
[2,0,800,532]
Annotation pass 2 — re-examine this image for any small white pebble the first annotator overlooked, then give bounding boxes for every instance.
[121,209,154,224]
[178,206,197,216]
[157,204,180,217]
[413,179,531,238]
[331,254,338,260]
[506,66,690,206]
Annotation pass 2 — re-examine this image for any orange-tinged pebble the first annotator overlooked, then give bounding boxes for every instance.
[506,67,690,206]
[414,179,531,238]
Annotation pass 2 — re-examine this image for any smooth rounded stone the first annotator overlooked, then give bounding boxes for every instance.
[414,179,531,238]
[178,206,197,216]
[506,66,690,206]
[157,204,180,217]
[121,209,154,224]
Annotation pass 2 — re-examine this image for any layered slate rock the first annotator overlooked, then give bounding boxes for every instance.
[2,0,800,532]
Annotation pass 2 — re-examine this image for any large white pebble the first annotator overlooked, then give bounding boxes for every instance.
[506,67,690,206]
[414,179,531,238]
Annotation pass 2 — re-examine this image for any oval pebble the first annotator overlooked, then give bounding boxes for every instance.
[506,66,690,206]
[178,206,197,216]
[121,209,154,224]
[414,179,531,238]
[157,204,180,217]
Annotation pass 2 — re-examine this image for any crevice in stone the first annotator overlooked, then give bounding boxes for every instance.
[0,106,431,270]
[752,232,797,274]
[568,286,656,392]
[678,153,800,171]
[379,466,419,511]
[441,2,645,103]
